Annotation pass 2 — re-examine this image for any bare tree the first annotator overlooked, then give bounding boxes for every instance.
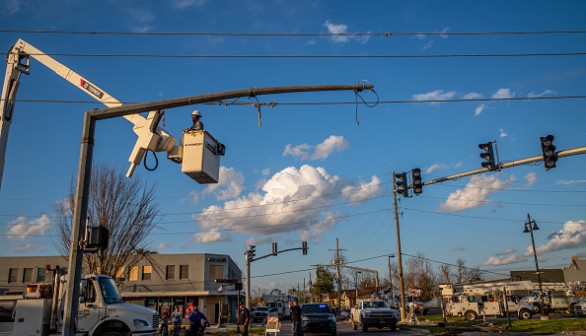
[55,164,160,279]
[405,253,438,301]
[455,258,483,284]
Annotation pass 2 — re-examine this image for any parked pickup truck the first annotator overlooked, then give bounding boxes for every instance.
[350,299,399,332]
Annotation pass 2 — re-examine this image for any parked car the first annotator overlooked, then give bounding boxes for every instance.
[301,303,337,336]
[252,306,270,323]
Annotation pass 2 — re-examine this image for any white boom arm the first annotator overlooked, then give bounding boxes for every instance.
[0,38,176,189]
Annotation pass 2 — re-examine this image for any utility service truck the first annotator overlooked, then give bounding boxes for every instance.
[0,268,158,336]
[440,283,535,321]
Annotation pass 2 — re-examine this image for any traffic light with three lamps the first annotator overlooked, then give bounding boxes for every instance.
[411,168,423,195]
[302,241,308,255]
[248,245,256,259]
[478,142,497,171]
[395,172,409,197]
[540,135,557,170]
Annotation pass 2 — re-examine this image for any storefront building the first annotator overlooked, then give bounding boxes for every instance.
[0,253,242,323]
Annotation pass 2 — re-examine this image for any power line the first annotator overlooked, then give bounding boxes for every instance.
[12,51,586,59]
[4,94,586,107]
[2,29,586,37]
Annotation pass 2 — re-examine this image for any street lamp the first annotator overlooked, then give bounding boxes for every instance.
[524,213,549,320]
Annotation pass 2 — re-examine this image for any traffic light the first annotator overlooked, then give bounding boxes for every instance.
[395,172,409,197]
[272,242,278,256]
[411,168,422,195]
[540,135,557,170]
[249,245,256,259]
[478,142,496,171]
[302,241,308,255]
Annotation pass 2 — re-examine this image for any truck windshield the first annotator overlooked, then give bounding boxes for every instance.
[98,277,123,304]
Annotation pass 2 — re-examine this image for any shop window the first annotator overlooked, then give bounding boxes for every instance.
[142,265,152,281]
[115,267,125,281]
[128,266,138,282]
[22,268,33,283]
[180,265,189,280]
[36,267,46,283]
[209,265,223,283]
[8,268,18,283]
[166,265,176,280]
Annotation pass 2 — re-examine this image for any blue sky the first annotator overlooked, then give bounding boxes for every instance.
[1,0,585,293]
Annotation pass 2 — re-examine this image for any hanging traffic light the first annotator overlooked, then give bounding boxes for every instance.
[249,245,256,259]
[540,135,557,170]
[302,241,308,255]
[478,142,496,171]
[395,172,409,197]
[411,168,423,195]
[272,242,278,256]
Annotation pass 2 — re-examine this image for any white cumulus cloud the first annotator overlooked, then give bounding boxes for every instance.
[283,135,348,161]
[492,88,515,99]
[7,215,52,240]
[202,166,245,201]
[342,176,384,203]
[194,228,232,243]
[324,20,349,43]
[527,89,555,98]
[195,165,366,240]
[529,220,586,255]
[474,104,486,116]
[412,90,457,104]
[525,172,537,186]
[426,164,449,174]
[439,175,515,212]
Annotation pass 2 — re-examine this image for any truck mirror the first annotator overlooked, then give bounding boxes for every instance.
[79,295,86,304]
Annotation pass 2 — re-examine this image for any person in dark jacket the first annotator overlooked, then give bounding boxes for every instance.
[290,298,302,336]
[188,306,208,336]
[237,302,250,336]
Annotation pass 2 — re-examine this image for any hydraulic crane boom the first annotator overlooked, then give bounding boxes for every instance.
[0,38,176,189]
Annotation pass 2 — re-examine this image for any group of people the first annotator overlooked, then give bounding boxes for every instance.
[158,299,303,336]
[159,305,209,336]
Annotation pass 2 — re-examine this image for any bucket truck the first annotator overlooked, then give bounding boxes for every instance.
[0,38,224,190]
[0,267,158,336]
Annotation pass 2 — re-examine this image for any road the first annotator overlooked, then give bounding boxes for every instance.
[270,320,430,336]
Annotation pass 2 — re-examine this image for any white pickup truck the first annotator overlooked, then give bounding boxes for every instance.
[350,299,399,332]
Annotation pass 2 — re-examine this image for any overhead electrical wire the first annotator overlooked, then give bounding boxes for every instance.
[5,94,586,107]
[11,51,586,59]
[2,29,586,37]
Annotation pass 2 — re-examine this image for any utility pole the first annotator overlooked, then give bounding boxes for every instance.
[335,238,343,314]
[524,213,549,320]
[63,83,369,336]
[392,171,407,321]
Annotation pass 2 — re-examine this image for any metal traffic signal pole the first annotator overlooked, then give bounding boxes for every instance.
[245,241,307,310]
[63,83,371,336]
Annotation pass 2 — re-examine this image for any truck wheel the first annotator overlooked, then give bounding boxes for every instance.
[464,310,477,321]
[100,332,124,336]
[390,323,397,331]
[362,323,368,332]
[518,308,532,320]
[534,303,542,314]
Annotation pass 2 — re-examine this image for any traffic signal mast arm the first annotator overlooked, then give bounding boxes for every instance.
[249,241,307,262]
[0,38,175,189]
[424,146,586,186]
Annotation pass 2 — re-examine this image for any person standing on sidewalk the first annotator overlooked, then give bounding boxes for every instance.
[290,298,302,336]
[237,302,250,336]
